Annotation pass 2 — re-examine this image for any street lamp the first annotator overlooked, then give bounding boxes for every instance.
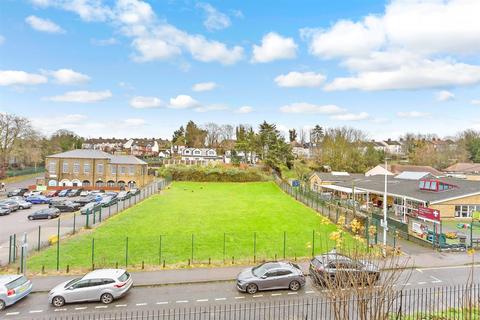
[383,158,388,256]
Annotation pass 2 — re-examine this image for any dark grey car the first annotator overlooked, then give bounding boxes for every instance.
[236,262,305,294]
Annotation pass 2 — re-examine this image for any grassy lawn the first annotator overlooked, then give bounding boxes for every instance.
[28,182,357,272]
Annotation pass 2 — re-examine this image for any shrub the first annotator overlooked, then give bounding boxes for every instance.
[158,164,271,182]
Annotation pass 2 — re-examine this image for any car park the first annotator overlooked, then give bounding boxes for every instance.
[128,188,140,196]
[7,188,29,197]
[100,196,118,207]
[0,205,11,216]
[236,261,305,294]
[80,202,102,215]
[26,195,51,204]
[46,190,61,197]
[58,189,71,197]
[48,269,132,307]
[0,200,19,212]
[309,251,380,287]
[74,194,98,205]
[105,191,118,199]
[79,190,90,197]
[28,208,61,220]
[24,190,43,198]
[14,199,33,210]
[67,189,83,197]
[117,191,130,201]
[51,200,81,212]
[0,274,33,311]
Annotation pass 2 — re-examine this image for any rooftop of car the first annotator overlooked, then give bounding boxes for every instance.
[0,275,22,286]
[82,269,125,280]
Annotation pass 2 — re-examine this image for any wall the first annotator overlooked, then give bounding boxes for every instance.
[431,193,480,219]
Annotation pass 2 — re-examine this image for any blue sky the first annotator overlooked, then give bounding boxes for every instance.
[1,0,480,140]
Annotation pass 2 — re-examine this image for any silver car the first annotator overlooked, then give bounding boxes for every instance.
[48,269,132,307]
[236,262,305,294]
[0,275,33,310]
[11,199,32,210]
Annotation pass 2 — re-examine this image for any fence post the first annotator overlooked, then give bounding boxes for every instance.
[312,230,315,257]
[93,209,96,225]
[159,235,162,265]
[8,235,12,264]
[99,208,102,223]
[56,218,60,271]
[223,232,226,263]
[283,231,286,259]
[91,238,95,269]
[86,208,90,228]
[253,232,257,263]
[13,234,16,263]
[37,226,41,251]
[73,212,76,234]
[191,234,194,264]
[125,237,129,267]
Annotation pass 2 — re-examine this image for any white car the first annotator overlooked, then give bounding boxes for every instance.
[24,190,42,198]
[79,190,90,197]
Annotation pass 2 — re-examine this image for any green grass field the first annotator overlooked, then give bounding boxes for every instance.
[28,182,357,271]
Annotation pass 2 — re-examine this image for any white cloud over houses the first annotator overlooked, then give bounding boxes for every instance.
[25,15,65,33]
[472,100,480,106]
[331,112,369,121]
[280,103,345,114]
[169,94,200,109]
[274,71,326,88]
[130,96,163,109]
[302,0,480,91]
[122,118,146,127]
[397,111,430,118]
[436,90,454,102]
[0,70,48,86]
[47,90,112,103]
[192,82,217,92]
[251,32,297,63]
[235,106,253,114]
[197,3,231,31]
[44,69,90,84]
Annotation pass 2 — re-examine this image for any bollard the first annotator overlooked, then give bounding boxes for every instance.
[232,256,235,264]
[208,257,211,265]
[188,259,191,266]
[116,262,118,269]
[66,265,69,273]
[42,265,45,274]
[142,261,145,269]
[163,260,165,268]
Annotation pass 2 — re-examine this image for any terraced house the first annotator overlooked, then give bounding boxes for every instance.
[45,149,148,189]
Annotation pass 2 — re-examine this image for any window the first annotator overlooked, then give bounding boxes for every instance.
[184,150,191,155]
[84,163,90,174]
[88,279,105,287]
[194,150,201,155]
[62,162,69,173]
[276,270,292,276]
[48,161,56,174]
[111,165,116,175]
[455,205,480,218]
[71,280,91,289]
[120,166,126,174]
[73,162,80,174]
[430,181,437,191]
[208,150,215,156]
[129,166,135,175]
[97,163,104,174]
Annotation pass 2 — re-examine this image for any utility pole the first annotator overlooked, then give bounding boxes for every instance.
[383,158,388,256]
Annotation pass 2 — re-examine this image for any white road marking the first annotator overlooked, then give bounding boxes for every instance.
[215,298,227,301]
[136,303,148,306]
[418,282,427,285]
[54,308,67,312]
[271,293,282,296]
[196,299,209,302]
[252,295,263,298]
[176,300,188,304]
[75,307,87,310]
[430,276,443,283]
[305,291,315,294]
[403,283,411,286]
[417,265,480,272]
[6,312,20,316]
[287,292,298,295]
[416,268,424,273]
[156,302,168,305]
[115,304,127,307]
[29,310,43,313]
[235,296,245,299]
[95,306,108,309]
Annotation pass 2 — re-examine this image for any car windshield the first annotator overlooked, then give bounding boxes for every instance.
[118,271,130,282]
[64,278,81,288]
[6,276,28,290]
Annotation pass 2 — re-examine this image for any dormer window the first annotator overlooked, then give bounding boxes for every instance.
[194,150,201,155]
[208,150,215,156]
[184,150,191,155]
[419,179,456,192]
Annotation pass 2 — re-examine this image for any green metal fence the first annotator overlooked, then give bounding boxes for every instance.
[6,166,44,177]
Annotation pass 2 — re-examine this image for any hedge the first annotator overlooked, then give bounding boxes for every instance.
[158,164,270,182]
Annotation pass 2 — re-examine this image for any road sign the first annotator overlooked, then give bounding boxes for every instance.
[418,206,441,223]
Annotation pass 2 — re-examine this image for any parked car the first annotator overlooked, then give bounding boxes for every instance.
[80,202,102,215]
[105,192,118,199]
[100,196,118,207]
[67,189,83,197]
[74,195,98,205]
[79,190,90,197]
[309,251,380,287]
[7,188,29,198]
[8,196,24,202]
[58,189,72,197]
[28,208,61,220]
[24,190,43,198]
[128,188,140,196]
[0,275,33,311]
[26,195,51,204]
[236,261,305,294]
[45,190,61,197]
[0,205,11,216]
[51,200,81,212]
[0,200,19,212]
[14,199,32,210]
[117,191,130,201]
[49,269,132,307]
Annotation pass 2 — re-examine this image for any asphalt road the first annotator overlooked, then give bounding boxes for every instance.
[2,265,478,319]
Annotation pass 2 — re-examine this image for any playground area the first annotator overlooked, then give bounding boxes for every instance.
[441,215,480,248]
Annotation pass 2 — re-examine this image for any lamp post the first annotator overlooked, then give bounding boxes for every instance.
[383,158,388,256]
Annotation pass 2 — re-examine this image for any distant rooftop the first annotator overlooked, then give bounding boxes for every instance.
[47,149,147,165]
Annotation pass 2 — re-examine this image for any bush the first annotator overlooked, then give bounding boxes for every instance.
[158,164,270,182]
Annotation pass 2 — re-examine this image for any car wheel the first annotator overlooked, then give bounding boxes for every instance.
[47,215,52,220]
[100,293,114,304]
[0,299,5,311]
[246,283,258,294]
[19,206,24,210]
[28,216,33,221]
[289,280,301,291]
[52,296,65,307]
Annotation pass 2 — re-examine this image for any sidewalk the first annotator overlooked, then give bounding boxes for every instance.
[27,251,480,293]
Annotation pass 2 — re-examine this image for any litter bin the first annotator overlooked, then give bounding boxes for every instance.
[458,234,467,245]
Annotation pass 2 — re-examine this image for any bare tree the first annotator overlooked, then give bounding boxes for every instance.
[220,124,234,141]
[0,113,35,177]
[204,122,221,148]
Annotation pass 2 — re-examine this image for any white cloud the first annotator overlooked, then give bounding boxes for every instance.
[235,106,253,114]
[436,90,455,102]
[169,94,200,109]
[274,71,326,88]
[397,111,430,118]
[324,59,480,91]
[31,113,89,133]
[25,15,65,33]
[47,90,112,103]
[123,118,146,127]
[194,104,228,113]
[0,35,4,45]
[44,69,90,84]
[130,96,163,109]
[251,32,297,63]
[197,3,231,31]
[30,0,113,22]
[192,82,217,92]
[331,112,369,121]
[471,100,480,105]
[280,103,345,114]
[91,37,118,46]
[0,70,48,86]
